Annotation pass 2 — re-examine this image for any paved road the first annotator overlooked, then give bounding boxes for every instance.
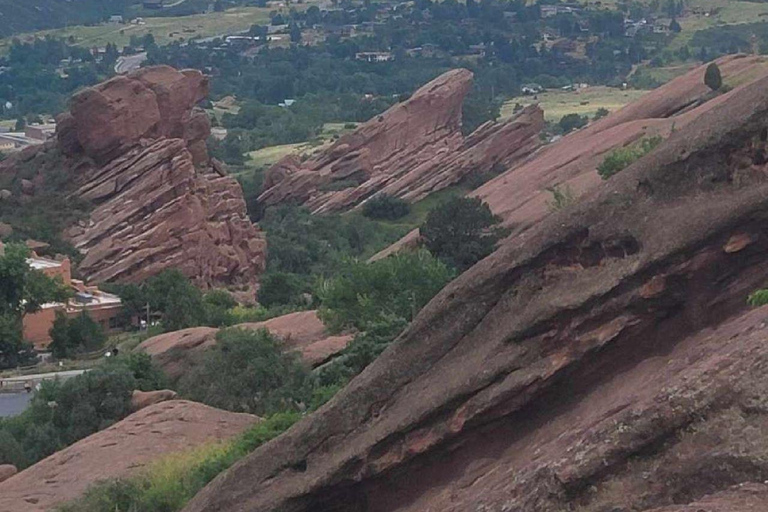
[0,392,32,417]
[115,52,148,74]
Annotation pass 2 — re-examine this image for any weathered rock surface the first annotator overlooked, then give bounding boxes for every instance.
[0,465,16,484]
[137,310,352,380]
[0,400,256,512]
[130,388,179,411]
[1,65,265,287]
[184,63,768,512]
[258,69,543,214]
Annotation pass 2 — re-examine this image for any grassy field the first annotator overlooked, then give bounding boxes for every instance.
[0,6,281,50]
[501,86,649,122]
[243,123,358,172]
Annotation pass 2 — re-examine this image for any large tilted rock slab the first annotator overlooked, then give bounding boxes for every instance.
[136,310,353,380]
[48,66,265,286]
[0,400,257,512]
[374,54,768,260]
[258,69,543,214]
[184,66,768,511]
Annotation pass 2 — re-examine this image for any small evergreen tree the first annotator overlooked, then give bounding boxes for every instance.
[704,62,722,92]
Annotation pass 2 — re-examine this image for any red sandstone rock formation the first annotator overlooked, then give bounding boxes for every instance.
[258,69,544,214]
[136,310,353,380]
[2,65,265,287]
[130,388,179,411]
[0,400,256,512]
[374,55,768,260]
[183,63,768,512]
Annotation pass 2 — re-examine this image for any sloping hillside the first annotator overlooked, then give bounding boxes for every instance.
[0,0,137,37]
[182,62,768,511]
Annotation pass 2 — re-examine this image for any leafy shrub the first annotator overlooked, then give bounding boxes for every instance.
[597,136,662,180]
[179,328,311,416]
[58,412,301,512]
[748,289,768,307]
[361,195,411,221]
[558,113,588,134]
[257,272,309,308]
[704,62,723,92]
[421,196,505,271]
[0,355,163,468]
[317,250,454,333]
[593,107,610,120]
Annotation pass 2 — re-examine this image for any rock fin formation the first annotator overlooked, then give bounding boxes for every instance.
[184,67,768,512]
[258,69,544,214]
[3,65,266,287]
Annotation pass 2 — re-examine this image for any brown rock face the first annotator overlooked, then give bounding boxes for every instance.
[0,400,256,512]
[136,310,352,381]
[184,67,768,512]
[50,65,266,286]
[130,389,179,411]
[0,465,16,484]
[258,69,543,214]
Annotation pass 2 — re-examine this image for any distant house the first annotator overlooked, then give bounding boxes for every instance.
[355,51,394,62]
[6,243,127,350]
[143,0,163,9]
[24,124,56,142]
[521,83,543,95]
[279,99,296,107]
[540,5,559,18]
[108,15,124,24]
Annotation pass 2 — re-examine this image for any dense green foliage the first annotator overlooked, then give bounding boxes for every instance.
[421,196,504,271]
[179,328,312,416]
[0,353,164,468]
[748,289,768,307]
[0,243,69,369]
[558,113,589,134]
[361,195,411,221]
[597,136,662,180]
[48,312,107,359]
[704,62,723,92]
[317,250,455,333]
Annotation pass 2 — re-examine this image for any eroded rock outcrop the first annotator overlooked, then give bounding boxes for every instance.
[136,310,352,380]
[375,55,768,260]
[183,63,768,512]
[258,69,544,214]
[1,65,266,287]
[0,400,256,512]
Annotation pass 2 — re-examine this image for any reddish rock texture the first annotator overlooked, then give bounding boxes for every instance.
[0,400,256,512]
[130,388,179,411]
[258,69,543,214]
[2,65,265,287]
[184,64,768,512]
[374,55,768,260]
[136,310,352,380]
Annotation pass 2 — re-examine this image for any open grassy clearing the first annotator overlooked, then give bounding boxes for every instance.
[501,86,649,122]
[0,6,288,51]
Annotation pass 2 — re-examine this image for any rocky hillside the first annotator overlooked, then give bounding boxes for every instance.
[136,310,353,381]
[0,65,266,287]
[181,63,768,512]
[0,400,256,512]
[258,69,544,214]
[376,55,768,258]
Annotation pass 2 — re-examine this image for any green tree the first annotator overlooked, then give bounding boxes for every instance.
[48,311,106,359]
[144,270,206,331]
[704,62,722,91]
[0,243,69,369]
[361,195,411,220]
[317,250,454,332]
[421,196,505,271]
[203,289,237,327]
[290,23,302,43]
[179,328,311,415]
[257,272,307,308]
[558,113,588,134]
